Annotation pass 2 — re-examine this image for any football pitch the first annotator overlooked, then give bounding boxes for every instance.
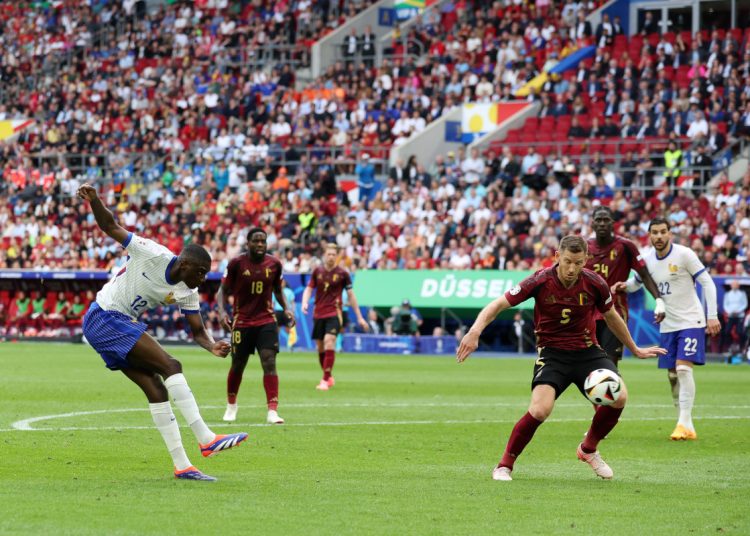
[1,343,748,535]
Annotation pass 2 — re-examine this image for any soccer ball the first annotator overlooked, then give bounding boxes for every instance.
[583,369,622,406]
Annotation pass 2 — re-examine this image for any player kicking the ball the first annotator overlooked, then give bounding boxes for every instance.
[217,228,294,424]
[616,217,720,440]
[78,183,247,482]
[457,235,665,481]
[301,244,369,390]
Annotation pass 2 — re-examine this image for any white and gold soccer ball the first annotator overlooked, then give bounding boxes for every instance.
[584,369,622,406]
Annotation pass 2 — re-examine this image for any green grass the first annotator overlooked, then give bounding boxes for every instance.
[0,342,748,535]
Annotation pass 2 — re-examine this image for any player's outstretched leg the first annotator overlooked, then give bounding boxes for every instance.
[123,366,219,481]
[671,364,697,440]
[493,411,544,481]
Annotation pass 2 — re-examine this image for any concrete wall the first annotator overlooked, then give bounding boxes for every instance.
[388,107,463,167]
[311,0,392,79]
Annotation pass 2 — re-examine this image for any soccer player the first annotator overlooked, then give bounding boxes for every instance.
[301,244,369,390]
[586,206,665,364]
[456,235,665,481]
[616,217,720,440]
[217,228,294,424]
[77,183,247,482]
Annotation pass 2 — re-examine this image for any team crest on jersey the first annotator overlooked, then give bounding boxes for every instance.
[610,249,617,260]
[578,293,589,305]
[164,292,176,304]
[509,285,521,295]
[333,274,338,282]
[668,263,679,273]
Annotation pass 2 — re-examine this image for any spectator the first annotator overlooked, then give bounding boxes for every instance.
[356,153,376,203]
[722,280,748,352]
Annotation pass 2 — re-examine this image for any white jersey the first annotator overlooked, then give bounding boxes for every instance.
[636,243,713,333]
[96,233,200,319]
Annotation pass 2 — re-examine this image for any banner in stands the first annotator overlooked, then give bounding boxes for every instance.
[353,270,535,309]
[394,0,425,20]
[460,102,529,142]
[0,119,34,142]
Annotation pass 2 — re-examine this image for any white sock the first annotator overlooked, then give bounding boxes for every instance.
[667,370,680,408]
[149,401,192,471]
[164,373,215,444]
[676,364,695,430]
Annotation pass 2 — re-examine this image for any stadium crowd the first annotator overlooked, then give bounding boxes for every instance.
[1,2,750,344]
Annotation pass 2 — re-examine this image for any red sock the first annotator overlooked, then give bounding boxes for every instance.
[582,406,623,453]
[323,350,335,381]
[263,374,279,411]
[227,368,243,404]
[499,412,543,470]
[318,352,325,370]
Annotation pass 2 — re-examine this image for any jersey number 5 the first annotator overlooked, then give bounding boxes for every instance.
[250,281,264,294]
[593,263,609,278]
[560,308,571,324]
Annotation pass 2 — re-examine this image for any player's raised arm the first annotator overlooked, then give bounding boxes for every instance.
[186,312,230,357]
[456,295,512,363]
[602,308,666,359]
[76,183,129,245]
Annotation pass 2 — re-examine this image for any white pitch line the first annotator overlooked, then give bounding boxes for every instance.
[3,413,749,433]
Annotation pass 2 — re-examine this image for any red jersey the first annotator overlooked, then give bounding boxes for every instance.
[505,267,613,351]
[586,235,646,319]
[222,253,282,328]
[308,266,352,319]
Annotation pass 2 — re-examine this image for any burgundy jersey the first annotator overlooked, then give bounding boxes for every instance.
[308,266,353,319]
[586,235,645,320]
[505,267,614,351]
[222,253,283,328]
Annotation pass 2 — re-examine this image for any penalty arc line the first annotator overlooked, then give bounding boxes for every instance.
[4,410,749,433]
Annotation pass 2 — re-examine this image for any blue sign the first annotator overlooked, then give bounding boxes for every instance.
[378,7,396,27]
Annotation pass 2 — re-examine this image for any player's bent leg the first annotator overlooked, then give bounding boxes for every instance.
[494,385,555,480]
[126,331,183,378]
[122,367,195,474]
[578,381,625,479]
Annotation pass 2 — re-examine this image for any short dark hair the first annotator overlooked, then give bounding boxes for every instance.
[180,243,212,266]
[648,217,670,231]
[247,227,267,242]
[592,206,614,219]
[559,235,588,254]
